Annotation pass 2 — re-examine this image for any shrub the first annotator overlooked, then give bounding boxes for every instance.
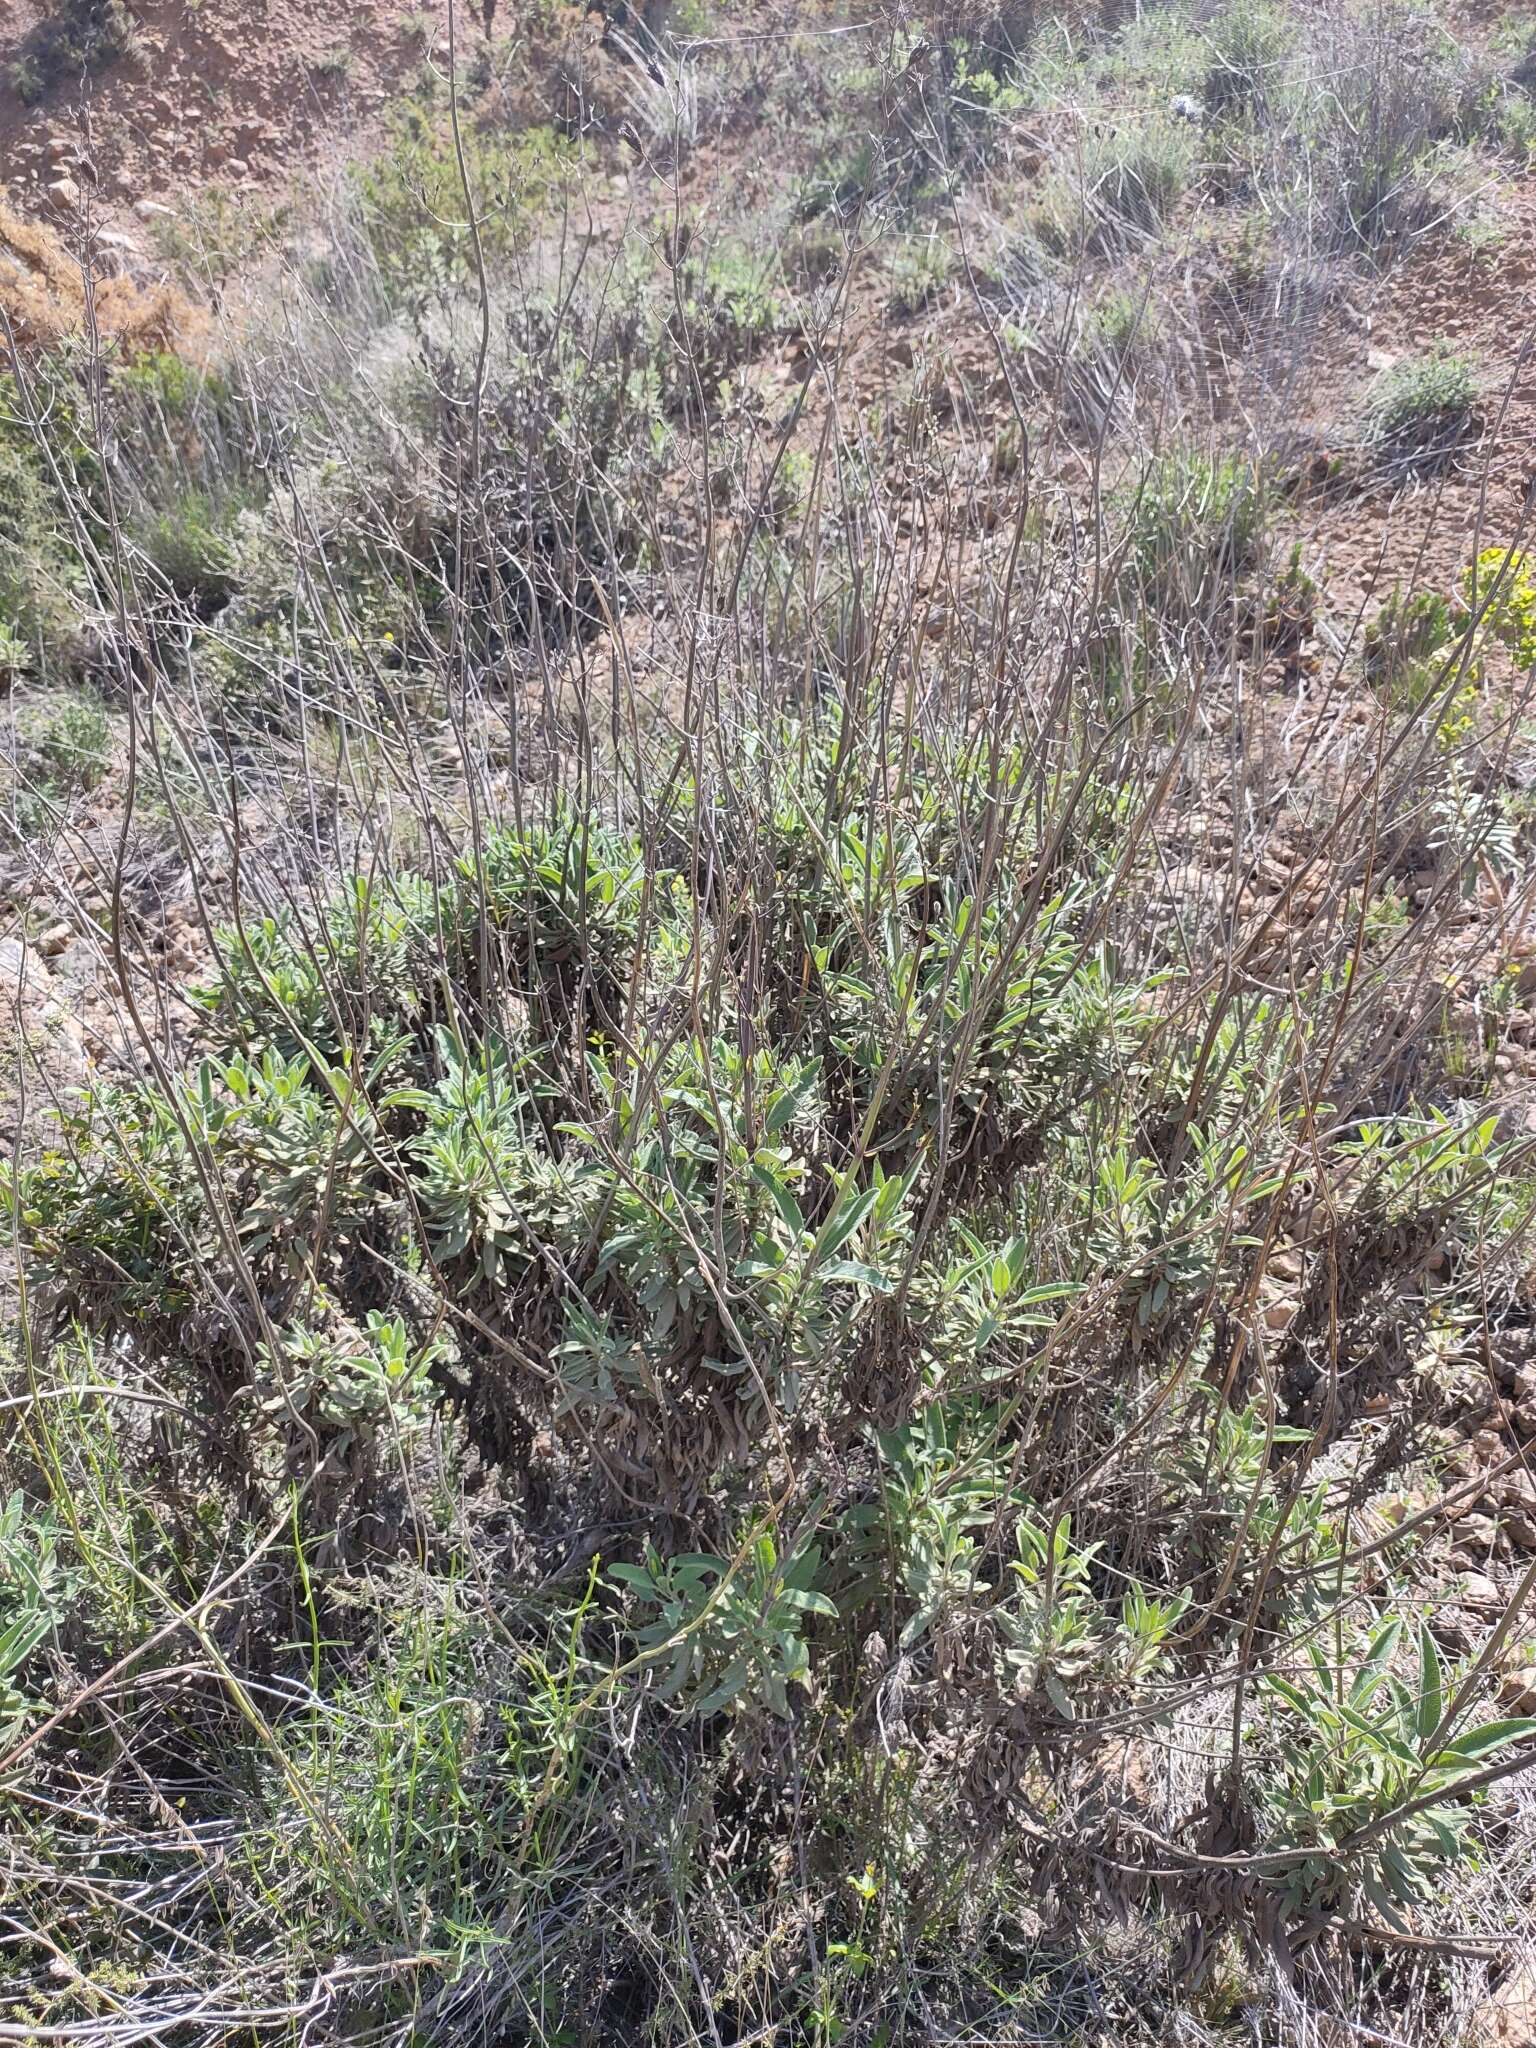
[463,298,667,641]
[885,233,955,314]
[131,493,244,616]
[355,109,575,302]
[1086,285,1159,358]
[4,14,1536,2041]
[0,1493,71,1737]
[1363,584,1458,685]
[793,138,881,221]
[311,44,354,84]
[6,689,112,833]
[1464,546,1536,668]
[1257,1618,1536,1925]
[0,619,30,683]
[1366,345,1478,464]
[1319,8,1467,251]
[14,692,112,798]
[8,0,136,104]
[1047,119,1194,253]
[12,736,1528,2035]
[1497,88,1536,163]
[1249,539,1317,659]
[665,241,784,406]
[1201,0,1291,120]
[147,186,295,291]
[1056,288,1161,437]
[609,24,703,155]
[1118,445,1266,615]
[0,429,78,676]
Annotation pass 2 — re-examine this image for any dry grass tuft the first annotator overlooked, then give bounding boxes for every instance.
[0,204,206,358]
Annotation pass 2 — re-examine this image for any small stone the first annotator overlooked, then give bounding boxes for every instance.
[1456,1571,1505,1613]
[52,937,98,985]
[133,200,175,222]
[40,999,85,1059]
[35,922,73,959]
[1376,1490,1427,1527]
[1476,1958,1536,2047]
[46,177,81,210]
[0,937,52,997]
[224,158,249,180]
[1162,863,1208,898]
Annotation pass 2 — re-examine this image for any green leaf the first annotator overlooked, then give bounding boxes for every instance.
[0,1609,50,1680]
[1432,1717,1536,1768]
[1260,1673,1318,1718]
[817,1185,880,1261]
[818,1258,893,1292]
[1416,1623,1444,1744]
[751,1161,806,1238]
[1348,1617,1404,1710]
[778,1587,838,1619]
[1361,1865,1414,1934]
[695,1661,753,1718]
[765,1060,821,1134]
[1335,1701,1417,1767]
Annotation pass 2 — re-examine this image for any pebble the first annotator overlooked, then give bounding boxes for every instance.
[0,937,52,996]
[1456,1571,1506,1613]
[1474,1957,1536,2047]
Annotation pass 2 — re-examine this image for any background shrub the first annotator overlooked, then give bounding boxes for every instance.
[1366,344,1479,464]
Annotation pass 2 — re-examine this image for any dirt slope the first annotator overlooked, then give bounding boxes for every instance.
[0,0,468,228]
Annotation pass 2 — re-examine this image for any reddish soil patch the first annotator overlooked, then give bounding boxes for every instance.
[0,0,458,232]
